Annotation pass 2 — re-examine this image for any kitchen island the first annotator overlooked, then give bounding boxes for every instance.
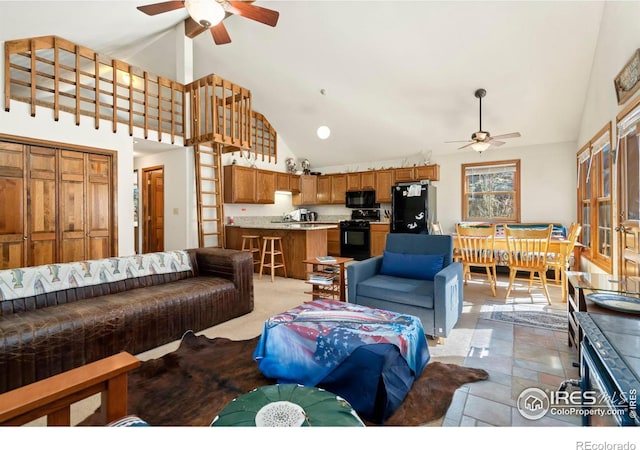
[225,223,338,280]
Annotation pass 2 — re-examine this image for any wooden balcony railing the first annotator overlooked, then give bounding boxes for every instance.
[4,35,185,143]
[4,35,278,160]
[186,73,252,149]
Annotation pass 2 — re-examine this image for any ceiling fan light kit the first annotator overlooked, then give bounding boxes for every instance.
[470,142,491,153]
[185,0,225,28]
[445,88,521,153]
[137,0,279,45]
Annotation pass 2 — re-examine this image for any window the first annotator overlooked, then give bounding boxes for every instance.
[577,123,612,272]
[462,160,521,222]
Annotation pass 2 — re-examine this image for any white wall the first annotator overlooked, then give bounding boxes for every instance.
[134,146,198,252]
[575,1,640,274]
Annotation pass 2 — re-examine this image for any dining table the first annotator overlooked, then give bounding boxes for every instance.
[453,235,581,301]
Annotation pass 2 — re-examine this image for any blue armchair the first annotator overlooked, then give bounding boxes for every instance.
[347,234,463,343]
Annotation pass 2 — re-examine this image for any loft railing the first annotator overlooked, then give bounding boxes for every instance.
[4,35,278,160]
[250,110,277,163]
[4,36,185,143]
[186,74,252,149]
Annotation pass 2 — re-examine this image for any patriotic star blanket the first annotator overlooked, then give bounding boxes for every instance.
[253,298,430,387]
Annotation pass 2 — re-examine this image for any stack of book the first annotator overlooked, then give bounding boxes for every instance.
[315,256,337,263]
[308,274,336,285]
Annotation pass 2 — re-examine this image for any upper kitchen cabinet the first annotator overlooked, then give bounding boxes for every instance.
[316,175,331,204]
[276,172,291,191]
[224,165,256,203]
[360,171,375,190]
[331,174,347,204]
[374,169,393,203]
[256,169,276,204]
[393,167,415,183]
[414,164,440,181]
[276,173,301,193]
[346,173,361,191]
[293,175,318,205]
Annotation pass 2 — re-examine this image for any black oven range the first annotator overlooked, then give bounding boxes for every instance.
[339,209,380,261]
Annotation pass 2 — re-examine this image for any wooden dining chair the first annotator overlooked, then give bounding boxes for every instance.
[455,224,497,296]
[547,223,582,301]
[504,224,553,304]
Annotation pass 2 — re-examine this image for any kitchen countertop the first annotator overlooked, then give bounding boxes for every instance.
[227,223,338,230]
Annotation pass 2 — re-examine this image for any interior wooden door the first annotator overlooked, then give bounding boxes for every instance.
[142,166,164,253]
[617,127,640,278]
[59,150,87,262]
[86,154,111,259]
[28,147,57,266]
[0,142,26,269]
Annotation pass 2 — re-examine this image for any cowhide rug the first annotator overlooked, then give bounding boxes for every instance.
[79,331,488,427]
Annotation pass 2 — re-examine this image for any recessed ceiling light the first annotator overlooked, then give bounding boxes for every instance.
[317,125,331,140]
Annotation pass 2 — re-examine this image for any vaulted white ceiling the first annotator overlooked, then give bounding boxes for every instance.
[1,1,605,167]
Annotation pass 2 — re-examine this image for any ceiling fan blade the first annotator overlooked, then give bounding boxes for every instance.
[490,132,521,140]
[228,1,279,26]
[489,140,506,147]
[137,1,185,16]
[445,140,472,144]
[210,22,232,45]
[458,142,476,150]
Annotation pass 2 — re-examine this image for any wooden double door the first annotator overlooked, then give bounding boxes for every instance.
[0,141,114,269]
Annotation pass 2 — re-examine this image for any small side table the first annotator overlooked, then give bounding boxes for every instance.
[303,256,353,302]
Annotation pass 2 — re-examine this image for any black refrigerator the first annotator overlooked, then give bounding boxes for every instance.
[390,182,437,234]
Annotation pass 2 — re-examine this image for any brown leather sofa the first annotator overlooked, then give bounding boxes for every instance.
[0,247,254,394]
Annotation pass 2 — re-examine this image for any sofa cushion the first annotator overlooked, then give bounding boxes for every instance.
[356,274,434,309]
[379,251,443,281]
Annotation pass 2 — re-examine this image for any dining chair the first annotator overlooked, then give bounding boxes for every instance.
[547,223,582,301]
[455,224,497,296]
[504,224,553,304]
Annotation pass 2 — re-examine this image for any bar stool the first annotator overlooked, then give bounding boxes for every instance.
[241,235,262,269]
[259,236,287,282]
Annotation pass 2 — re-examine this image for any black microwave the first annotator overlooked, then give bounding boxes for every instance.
[345,190,378,208]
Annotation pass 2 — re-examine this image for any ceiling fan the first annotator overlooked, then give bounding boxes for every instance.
[136,0,279,45]
[446,88,521,153]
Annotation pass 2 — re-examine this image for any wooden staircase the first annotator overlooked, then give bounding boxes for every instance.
[194,143,224,248]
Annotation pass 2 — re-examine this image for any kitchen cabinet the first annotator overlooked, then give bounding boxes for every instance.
[393,167,415,183]
[370,223,390,257]
[223,165,257,203]
[293,175,317,205]
[374,169,393,203]
[316,175,331,204]
[346,173,361,191]
[414,164,440,181]
[327,227,340,256]
[256,169,276,204]
[360,171,375,190]
[331,174,347,204]
[276,172,291,191]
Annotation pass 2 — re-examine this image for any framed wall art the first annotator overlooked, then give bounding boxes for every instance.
[614,49,640,105]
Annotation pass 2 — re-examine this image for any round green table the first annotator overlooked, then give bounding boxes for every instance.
[210,384,365,427]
